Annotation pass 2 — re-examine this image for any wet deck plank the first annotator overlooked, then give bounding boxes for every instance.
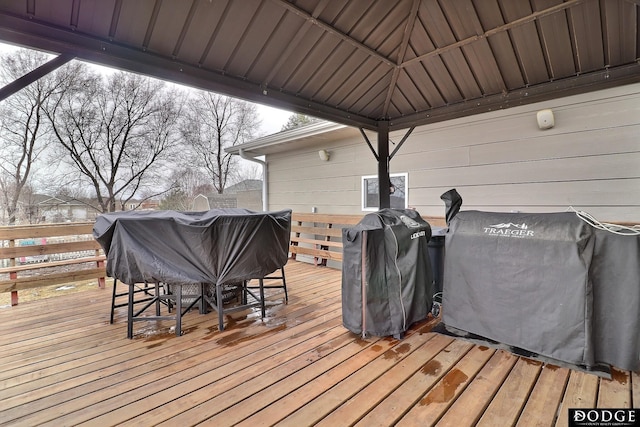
[517,365,571,427]
[353,338,474,427]
[0,260,637,427]
[597,369,632,408]
[476,358,543,426]
[634,372,640,408]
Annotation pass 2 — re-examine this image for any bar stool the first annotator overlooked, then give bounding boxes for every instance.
[110,279,164,324]
[243,267,288,319]
[207,267,288,331]
[111,279,205,338]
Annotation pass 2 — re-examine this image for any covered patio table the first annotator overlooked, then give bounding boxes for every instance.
[93,208,291,337]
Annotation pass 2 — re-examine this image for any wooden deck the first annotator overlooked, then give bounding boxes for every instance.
[0,260,637,427]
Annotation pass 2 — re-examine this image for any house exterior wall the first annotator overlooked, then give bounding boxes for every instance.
[266,82,640,222]
[40,205,92,223]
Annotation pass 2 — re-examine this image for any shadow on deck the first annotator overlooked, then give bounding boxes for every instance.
[0,260,637,426]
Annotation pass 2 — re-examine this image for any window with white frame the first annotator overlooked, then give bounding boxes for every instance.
[361,173,408,211]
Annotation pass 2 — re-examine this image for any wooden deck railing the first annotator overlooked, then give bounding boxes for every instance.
[0,212,446,306]
[289,213,363,266]
[0,222,105,305]
[289,212,446,266]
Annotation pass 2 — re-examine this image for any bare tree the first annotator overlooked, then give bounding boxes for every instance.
[47,71,184,212]
[158,187,190,211]
[226,162,262,187]
[158,168,212,210]
[0,49,81,224]
[172,167,211,197]
[180,92,260,194]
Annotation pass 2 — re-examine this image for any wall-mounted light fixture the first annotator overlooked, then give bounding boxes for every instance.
[318,149,330,161]
[536,109,554,130]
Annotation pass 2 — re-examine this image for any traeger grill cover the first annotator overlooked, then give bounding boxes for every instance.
[591,229,640,372]
[93,209,291,286]
[443,209,596,367]
[341,209,434,337]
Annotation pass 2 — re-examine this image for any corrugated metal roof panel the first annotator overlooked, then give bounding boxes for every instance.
[569,0,605,72]
[0,0,637,131]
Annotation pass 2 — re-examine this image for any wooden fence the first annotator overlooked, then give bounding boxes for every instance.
[0,222,105,305]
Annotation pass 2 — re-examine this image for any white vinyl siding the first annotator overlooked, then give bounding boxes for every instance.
[266,82,640,222]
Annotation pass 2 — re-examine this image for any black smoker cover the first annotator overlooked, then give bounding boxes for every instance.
[341,209,434,337]
[443,206,596,367]
[93,209,291,286]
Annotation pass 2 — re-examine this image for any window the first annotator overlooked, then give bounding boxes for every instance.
[361,173,408,211]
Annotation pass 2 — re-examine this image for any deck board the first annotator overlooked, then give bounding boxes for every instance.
[597,369,632,408]
[516,365,571,427]
[0,260,637,427]
[633,372,640,408]
[437,350,519,426]
[353,338,474,427]
[555,370,599,427]
[268,320,446,427]
[308,332,453,427]
[476,358,542,426]
[396,345,497,426]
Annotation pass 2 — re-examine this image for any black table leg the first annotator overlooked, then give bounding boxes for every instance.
[127,283,134,339]
[217,283,224,331]
[175,285,182,336]
[259,278,266,319]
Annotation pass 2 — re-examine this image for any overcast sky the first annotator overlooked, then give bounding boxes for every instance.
[0,41,292,136]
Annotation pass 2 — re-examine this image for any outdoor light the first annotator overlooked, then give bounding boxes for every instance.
[318,149,330,161]
[536,109,554,129]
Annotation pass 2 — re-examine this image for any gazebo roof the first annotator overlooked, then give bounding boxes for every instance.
[1,0,638,132]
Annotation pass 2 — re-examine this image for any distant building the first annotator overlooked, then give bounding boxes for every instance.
[191,179,263,211]
[123,199,160,211]
[22,195,100,224]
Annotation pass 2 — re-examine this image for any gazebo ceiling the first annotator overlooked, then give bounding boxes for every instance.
[0,0,639,131]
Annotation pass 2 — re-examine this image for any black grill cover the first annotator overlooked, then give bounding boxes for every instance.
[591,229,640,372]
[93,209,291,286]
[443,210,596,367]
[341,209,434,337]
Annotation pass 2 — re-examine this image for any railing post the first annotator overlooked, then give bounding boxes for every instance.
[290,219,302,260]
[96,248,105,289]
[315,222,332,267]
[9,238,18,305]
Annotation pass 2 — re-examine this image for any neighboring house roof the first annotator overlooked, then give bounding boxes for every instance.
[191,180,263,211]
[227,121,357,156]
[205,194,238,209]
[26,194,89,207]
[29,194,58,205]
[225,179,262,193]
[20,194,101,212]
